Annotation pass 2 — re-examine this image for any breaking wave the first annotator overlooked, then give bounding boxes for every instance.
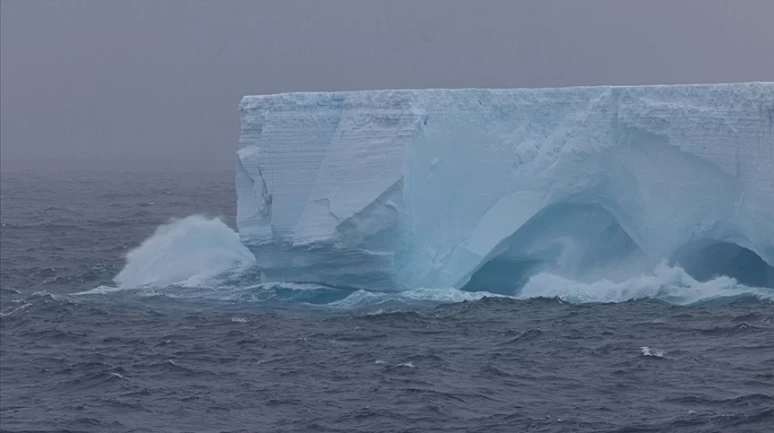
[113,215,256,288]
[518,263,774,305]
[76,215,773,308]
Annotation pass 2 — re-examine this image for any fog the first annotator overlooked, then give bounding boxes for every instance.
[2,0,772,171]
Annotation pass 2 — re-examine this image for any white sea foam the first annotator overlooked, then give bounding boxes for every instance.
[327,287,506,309]
[640,346,666,358]
[518,262,773,305]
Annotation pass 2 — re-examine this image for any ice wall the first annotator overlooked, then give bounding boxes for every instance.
[237,83,774,290]
[237,91,416,288]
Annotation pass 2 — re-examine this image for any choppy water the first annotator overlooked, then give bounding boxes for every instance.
[1,169,773,433]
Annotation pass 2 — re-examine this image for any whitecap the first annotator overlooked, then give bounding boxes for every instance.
[640,346,666,358]
[0,302,33,317]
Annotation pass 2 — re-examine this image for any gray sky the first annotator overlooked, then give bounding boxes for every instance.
[2,0,773,171]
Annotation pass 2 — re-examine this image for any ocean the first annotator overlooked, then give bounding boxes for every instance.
[1,169,772,433]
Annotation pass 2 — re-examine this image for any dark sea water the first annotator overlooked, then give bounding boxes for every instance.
[1,169,773,433]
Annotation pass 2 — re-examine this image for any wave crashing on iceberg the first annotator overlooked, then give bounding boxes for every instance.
[113,215,256,289]
[78,214,773,308]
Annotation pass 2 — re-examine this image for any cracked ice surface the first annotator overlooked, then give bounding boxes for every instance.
[237,83,774,290]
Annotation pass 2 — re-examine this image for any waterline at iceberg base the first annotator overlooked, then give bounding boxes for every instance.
[236,83,774,292]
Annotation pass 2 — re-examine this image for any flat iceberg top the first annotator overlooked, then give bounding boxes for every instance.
[240,82,771,115]
[237,82,774,290]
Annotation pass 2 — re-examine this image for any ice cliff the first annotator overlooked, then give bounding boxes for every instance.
[237,83,774,291]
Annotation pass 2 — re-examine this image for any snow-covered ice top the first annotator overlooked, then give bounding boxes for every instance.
[237,83,774,291]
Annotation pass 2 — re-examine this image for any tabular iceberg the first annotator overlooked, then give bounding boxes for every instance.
[237,83,774,291]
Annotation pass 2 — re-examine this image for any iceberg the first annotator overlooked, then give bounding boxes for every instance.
[236,83,774,291]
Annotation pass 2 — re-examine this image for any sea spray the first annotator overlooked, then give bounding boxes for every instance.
[114,215,256,288]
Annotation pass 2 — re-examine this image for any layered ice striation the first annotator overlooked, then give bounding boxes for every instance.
[237,83,774,291]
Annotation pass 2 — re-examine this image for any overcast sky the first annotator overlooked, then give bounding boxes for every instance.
[2,0,773,171]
